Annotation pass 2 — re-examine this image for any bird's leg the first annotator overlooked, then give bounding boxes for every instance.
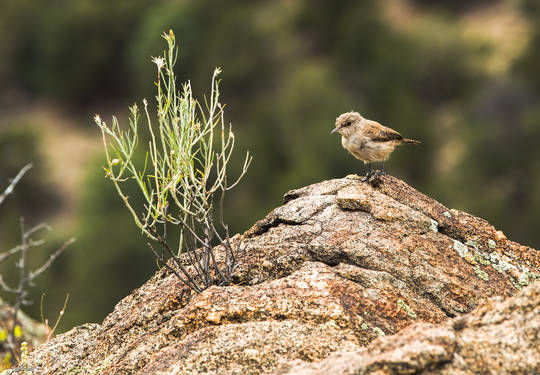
[364,162,375,180]
[367,161,387,179]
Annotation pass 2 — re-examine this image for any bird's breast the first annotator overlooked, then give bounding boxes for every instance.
[342,135,395,162]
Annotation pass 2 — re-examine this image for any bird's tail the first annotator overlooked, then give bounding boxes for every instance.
[401,138,421,145]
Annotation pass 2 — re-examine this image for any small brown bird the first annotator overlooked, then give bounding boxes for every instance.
[332,112,420,177]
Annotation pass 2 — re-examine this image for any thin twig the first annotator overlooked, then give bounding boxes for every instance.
[149,241,202,293]
[0,244,26,265]
[0,274,17,293]
[29,238,75,282]
[148,228,203,292]
[0,163,33,206]
[45,294,70,375]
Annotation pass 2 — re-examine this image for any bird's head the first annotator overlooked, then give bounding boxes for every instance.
[331,112,363,137]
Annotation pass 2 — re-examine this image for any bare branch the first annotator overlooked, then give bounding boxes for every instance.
[0,162,73,365]
[0,274,18,293]
[0,244,26,265]
[0,163,33,206]
[29,238,75,282]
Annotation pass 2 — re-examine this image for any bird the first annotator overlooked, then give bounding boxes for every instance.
[331,111,420,178]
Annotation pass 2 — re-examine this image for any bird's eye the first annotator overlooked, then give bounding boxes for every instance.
[344,120,352,127]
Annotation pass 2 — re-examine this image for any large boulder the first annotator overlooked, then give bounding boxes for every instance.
[5,175,538,374]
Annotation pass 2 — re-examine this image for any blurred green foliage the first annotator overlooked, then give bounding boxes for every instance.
[70,159,156,322]
[0,0,539,330]
[0,126,61,235]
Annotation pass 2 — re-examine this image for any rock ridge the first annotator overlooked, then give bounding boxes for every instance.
[5,175,539,374]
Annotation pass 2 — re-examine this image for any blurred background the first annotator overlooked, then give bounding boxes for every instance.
[1,0,539,332]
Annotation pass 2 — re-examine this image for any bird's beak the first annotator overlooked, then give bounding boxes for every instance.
[331,127,339,134]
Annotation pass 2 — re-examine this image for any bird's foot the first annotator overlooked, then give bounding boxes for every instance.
[365,169,384,180]
[365,169,386,187]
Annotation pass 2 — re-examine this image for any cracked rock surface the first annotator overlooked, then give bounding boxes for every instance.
[5,175,539,374]
[281,280,540,375]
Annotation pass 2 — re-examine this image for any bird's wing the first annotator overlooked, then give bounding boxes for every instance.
[364,121,403,142]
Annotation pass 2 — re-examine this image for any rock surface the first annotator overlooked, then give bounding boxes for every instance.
[281,280,540,375]
[4,175,539,374]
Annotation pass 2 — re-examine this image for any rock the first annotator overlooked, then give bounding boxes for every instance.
[4,175,539,374]
[280,280,540,375]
